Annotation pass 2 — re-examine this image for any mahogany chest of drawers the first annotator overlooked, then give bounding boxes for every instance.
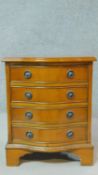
[3,57,96,166]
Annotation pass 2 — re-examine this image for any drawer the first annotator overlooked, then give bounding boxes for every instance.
[12,107,88,124]
[11,87,88,103]
[12,125,88,145]
[10,65,88,83]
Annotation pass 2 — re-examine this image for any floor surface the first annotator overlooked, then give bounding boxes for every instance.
[0,112,98,175]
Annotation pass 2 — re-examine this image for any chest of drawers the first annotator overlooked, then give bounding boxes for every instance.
[3,57,96,166]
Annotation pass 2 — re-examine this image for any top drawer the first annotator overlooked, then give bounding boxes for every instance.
[10,64,88,83]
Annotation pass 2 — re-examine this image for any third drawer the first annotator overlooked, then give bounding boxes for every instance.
[11,107,88,124]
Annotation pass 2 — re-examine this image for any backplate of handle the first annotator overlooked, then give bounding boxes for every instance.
[25,112,33,120]
[67,111,74,119]
[24,71,32,79]
[25,92,32,99]
[26,131,33,139]
[67,91,74,99]
[67,70,74,78]
[66,130,74,138]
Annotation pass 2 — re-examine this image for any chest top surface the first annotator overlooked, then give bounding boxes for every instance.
[2,56,96,63]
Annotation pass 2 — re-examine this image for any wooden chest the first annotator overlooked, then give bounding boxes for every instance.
[3,57,96,166]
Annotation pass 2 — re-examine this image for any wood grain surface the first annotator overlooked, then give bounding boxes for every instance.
[4,57,96,166]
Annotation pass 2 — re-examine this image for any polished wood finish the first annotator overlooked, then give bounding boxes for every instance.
[6,148,30,166]
[5,63,12,143]
[10,64,88,83]
[11,107,88,124]
[2,56,96,62]
[11,86,88,103]
[12,125,87,145]
[6,144,93,166]
[3,57,96,166]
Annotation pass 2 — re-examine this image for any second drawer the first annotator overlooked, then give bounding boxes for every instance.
[11,87,88,103]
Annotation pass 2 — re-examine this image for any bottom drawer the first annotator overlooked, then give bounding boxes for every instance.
[12,125,88,146]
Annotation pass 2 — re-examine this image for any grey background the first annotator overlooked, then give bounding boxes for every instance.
[0,0,98,114]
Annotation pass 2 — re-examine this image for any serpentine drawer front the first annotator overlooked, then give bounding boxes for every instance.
[12,125,87,145]
[10,65,88,83]
[11,107,88,124]
[3,57,96,166]
[11,86,88,103]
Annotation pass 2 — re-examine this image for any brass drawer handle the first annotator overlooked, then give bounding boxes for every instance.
[24,71,32,79]
[67,111,74,119]
[26,131,33,139]
[25,92,32,99]
[67,70,74,78]
[67,91,74,99]
[25,112,33,120]
[66,130,74,138]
